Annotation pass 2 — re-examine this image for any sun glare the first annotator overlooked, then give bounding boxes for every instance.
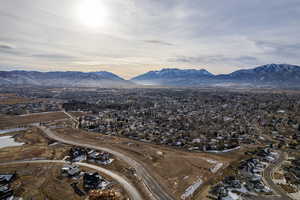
[78,0,108,28]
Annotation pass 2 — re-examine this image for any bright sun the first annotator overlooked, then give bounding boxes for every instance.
[78,0,108,28]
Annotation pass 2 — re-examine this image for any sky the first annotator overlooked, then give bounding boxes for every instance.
[0,0,300,79]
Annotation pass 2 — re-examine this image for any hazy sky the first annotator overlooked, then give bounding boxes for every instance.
[0,0,299,79]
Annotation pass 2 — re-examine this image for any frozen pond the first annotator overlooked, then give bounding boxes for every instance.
[0,136,24,148]
[0,128,27,135]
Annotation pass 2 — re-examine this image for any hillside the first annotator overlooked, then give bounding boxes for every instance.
[0,71,134,88]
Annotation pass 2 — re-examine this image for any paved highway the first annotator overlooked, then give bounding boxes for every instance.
[0,160,142,200]
[37,125,174,200]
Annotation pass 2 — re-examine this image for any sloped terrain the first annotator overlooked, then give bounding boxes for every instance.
[0,71,135,88]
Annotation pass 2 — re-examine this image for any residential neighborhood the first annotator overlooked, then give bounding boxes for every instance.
[0,87,299,200]
[1,0,300,199]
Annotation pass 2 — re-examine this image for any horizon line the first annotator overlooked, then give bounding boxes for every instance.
[0,63,298,80]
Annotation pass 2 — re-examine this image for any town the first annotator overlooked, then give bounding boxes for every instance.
[1,0,299,199]
[60,89,300,153]
[0,87,299,200]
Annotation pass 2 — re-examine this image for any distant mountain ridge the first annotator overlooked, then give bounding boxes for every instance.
[214,64,300,85]
[0,70,133,88]
[131,64,300,87]
[92,71,124,81]
[132,68,214,86]
[1,64,300,88]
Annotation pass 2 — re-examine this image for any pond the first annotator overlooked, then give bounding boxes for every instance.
[0,135,24,148]
[0,128,27,135]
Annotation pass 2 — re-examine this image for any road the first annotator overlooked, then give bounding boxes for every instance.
[244,195,289,200]
[0,160,142,200]
[262,152,292,200]
[37,125,174,200]
[63,111,78,122]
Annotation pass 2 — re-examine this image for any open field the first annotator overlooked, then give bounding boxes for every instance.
[0,164,84,200]
[0,128,77,199]
[0,127,134,200]
[0,93,40,105]
[0,112,68,129]
[0,163,128,200]
[54,127,235,199]
[0,127,68,162]
[0,127,138,178]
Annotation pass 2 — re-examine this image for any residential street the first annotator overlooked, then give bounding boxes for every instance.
[262,152,293,200]
[37,125,175,200]
[0,160,143,200]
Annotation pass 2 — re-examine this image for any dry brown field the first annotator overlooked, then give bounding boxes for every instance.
[0,112,68,129]
[0,128,131,200]
[54,128,237,199]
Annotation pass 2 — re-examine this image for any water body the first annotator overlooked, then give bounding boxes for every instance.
[0,128,27,135]
[0,136,24,148]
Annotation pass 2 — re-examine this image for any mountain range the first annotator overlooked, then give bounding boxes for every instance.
[0,71,133,88]
[131,64,300,87]
[131,68,214,86]
[1,64,300,88]
[133,68,213,80]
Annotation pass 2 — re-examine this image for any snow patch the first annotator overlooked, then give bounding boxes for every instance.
[0,136,24,148]
[181,178,203,199]
[0,128,27,134]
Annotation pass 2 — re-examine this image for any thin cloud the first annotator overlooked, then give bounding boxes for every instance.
[0,44,14,50]
[31,53,76,60]
[0,43,22,55]
[255,40,300,56]
[0,0,299,77]
[168,55,259,66]
[144,40,174,46]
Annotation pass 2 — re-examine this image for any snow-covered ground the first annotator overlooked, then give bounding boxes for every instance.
[94,158,114,165]
[210,163,223,173]
[181,178,203,199]
[206,159,217,164]
[290,191,300,200]
[273,178,286,184]
[223,191,241,200]
[206,146,241,153]
[19,111,58,116]
[222,184,248,200]
[205,159,224,173]
[0,135,24,148]
[0,128,27,134]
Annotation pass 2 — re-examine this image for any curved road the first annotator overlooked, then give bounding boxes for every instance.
[262,152,292,200]
[37,125,174,200]
[0,160,142,200]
